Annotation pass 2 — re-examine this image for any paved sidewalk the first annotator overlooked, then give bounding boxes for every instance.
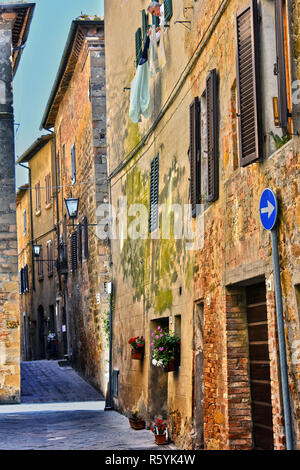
[0,405,175,450]
[0,360,176,450]
[21,360,103,403]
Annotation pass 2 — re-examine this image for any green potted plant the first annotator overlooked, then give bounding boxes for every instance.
[151,327,180,372]
[128,336,145,360]
[129,408,145,430]
[150,418,168,445]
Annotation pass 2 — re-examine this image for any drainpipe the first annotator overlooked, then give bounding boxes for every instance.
[47,129,62,295]
[18,162,35,292]
[105,167,114,411]
[105,280,114,411]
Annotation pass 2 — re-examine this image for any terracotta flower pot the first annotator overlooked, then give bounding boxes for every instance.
[131,349,144,360]
[155,433,167,445]
[164,358,176,372]
[129,418,145,430]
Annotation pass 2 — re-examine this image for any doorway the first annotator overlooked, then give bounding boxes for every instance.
[37,306,46,359]
[193,301,204,449]
[246,283,274,450]
[148,317,169,420]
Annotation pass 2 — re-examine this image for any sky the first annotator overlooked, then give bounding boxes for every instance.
[14,0,104,188]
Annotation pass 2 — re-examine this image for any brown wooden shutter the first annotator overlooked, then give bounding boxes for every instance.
[206,69,218,202]
[236,0,262,166]
[149,154,159,232]
[189,97,201,217]
[70,232,78,272]
[78,223,82,264]
[275,0,289,130]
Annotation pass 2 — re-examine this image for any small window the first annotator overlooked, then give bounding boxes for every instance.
[45,174,52,206]
[149,154,159,233]
[57,151,60,193]
[47,240,54,277]
[71,144,76,185]
[35,182,41,214]
[23,209,27,235]
[38,246,44,280]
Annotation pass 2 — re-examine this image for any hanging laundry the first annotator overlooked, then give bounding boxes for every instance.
[129,36,151,124]
[149,25,159,77]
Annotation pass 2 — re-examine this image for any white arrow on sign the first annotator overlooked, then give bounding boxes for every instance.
[261,200,275,219]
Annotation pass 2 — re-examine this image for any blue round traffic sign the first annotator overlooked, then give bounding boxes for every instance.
[259,188,278,230]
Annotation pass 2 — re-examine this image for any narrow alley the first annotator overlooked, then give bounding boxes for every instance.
[0,361,175,450]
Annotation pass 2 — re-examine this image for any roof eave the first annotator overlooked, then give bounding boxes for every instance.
[40,19,104,131]
[16,134,53,165]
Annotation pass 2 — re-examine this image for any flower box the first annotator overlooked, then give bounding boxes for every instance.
[131,349,144,360]
[129,418,145,430]
[163,358,176,372]
[155,433,167,445]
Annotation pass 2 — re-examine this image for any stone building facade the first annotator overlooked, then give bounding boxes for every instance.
[40,17,110,396]
[16,135,62,362]
[105,0,300,450]
[0,2,34,404]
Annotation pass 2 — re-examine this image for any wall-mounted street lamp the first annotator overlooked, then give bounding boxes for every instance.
[64,198,79,220]
[33,244,42,257]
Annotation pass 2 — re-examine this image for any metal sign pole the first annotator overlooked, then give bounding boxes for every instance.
[271,227,293,450]
[259,188,293,450]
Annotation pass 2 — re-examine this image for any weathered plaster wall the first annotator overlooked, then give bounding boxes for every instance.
[105,0,195,447]
[105,0,300,450]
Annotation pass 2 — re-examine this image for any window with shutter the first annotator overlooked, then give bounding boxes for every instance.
[38,246,44,280]
[57,151,60,193]
[70,232,78,273]
[83,217,89,259]
[78,223,82,264]
[236,0,262,166]
[142,10,149,41]
[164,0,173,23]
[24,265,29,293]
[149,154,159,233]
[135,27,142,66]
[152,14,160,28]
[190,97,201,217]
[23,209,26,235]
[47,241,53,276]
[71,144,76,185]
[45,174,51,206]
[19,269,24,294]
[206,69,218,202]
[275,0,289,130]
[35,182,41,213]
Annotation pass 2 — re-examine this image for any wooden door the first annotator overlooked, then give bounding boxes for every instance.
[246,283,274,450]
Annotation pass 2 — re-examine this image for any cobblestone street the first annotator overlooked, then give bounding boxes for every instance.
[0,361,175,450]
